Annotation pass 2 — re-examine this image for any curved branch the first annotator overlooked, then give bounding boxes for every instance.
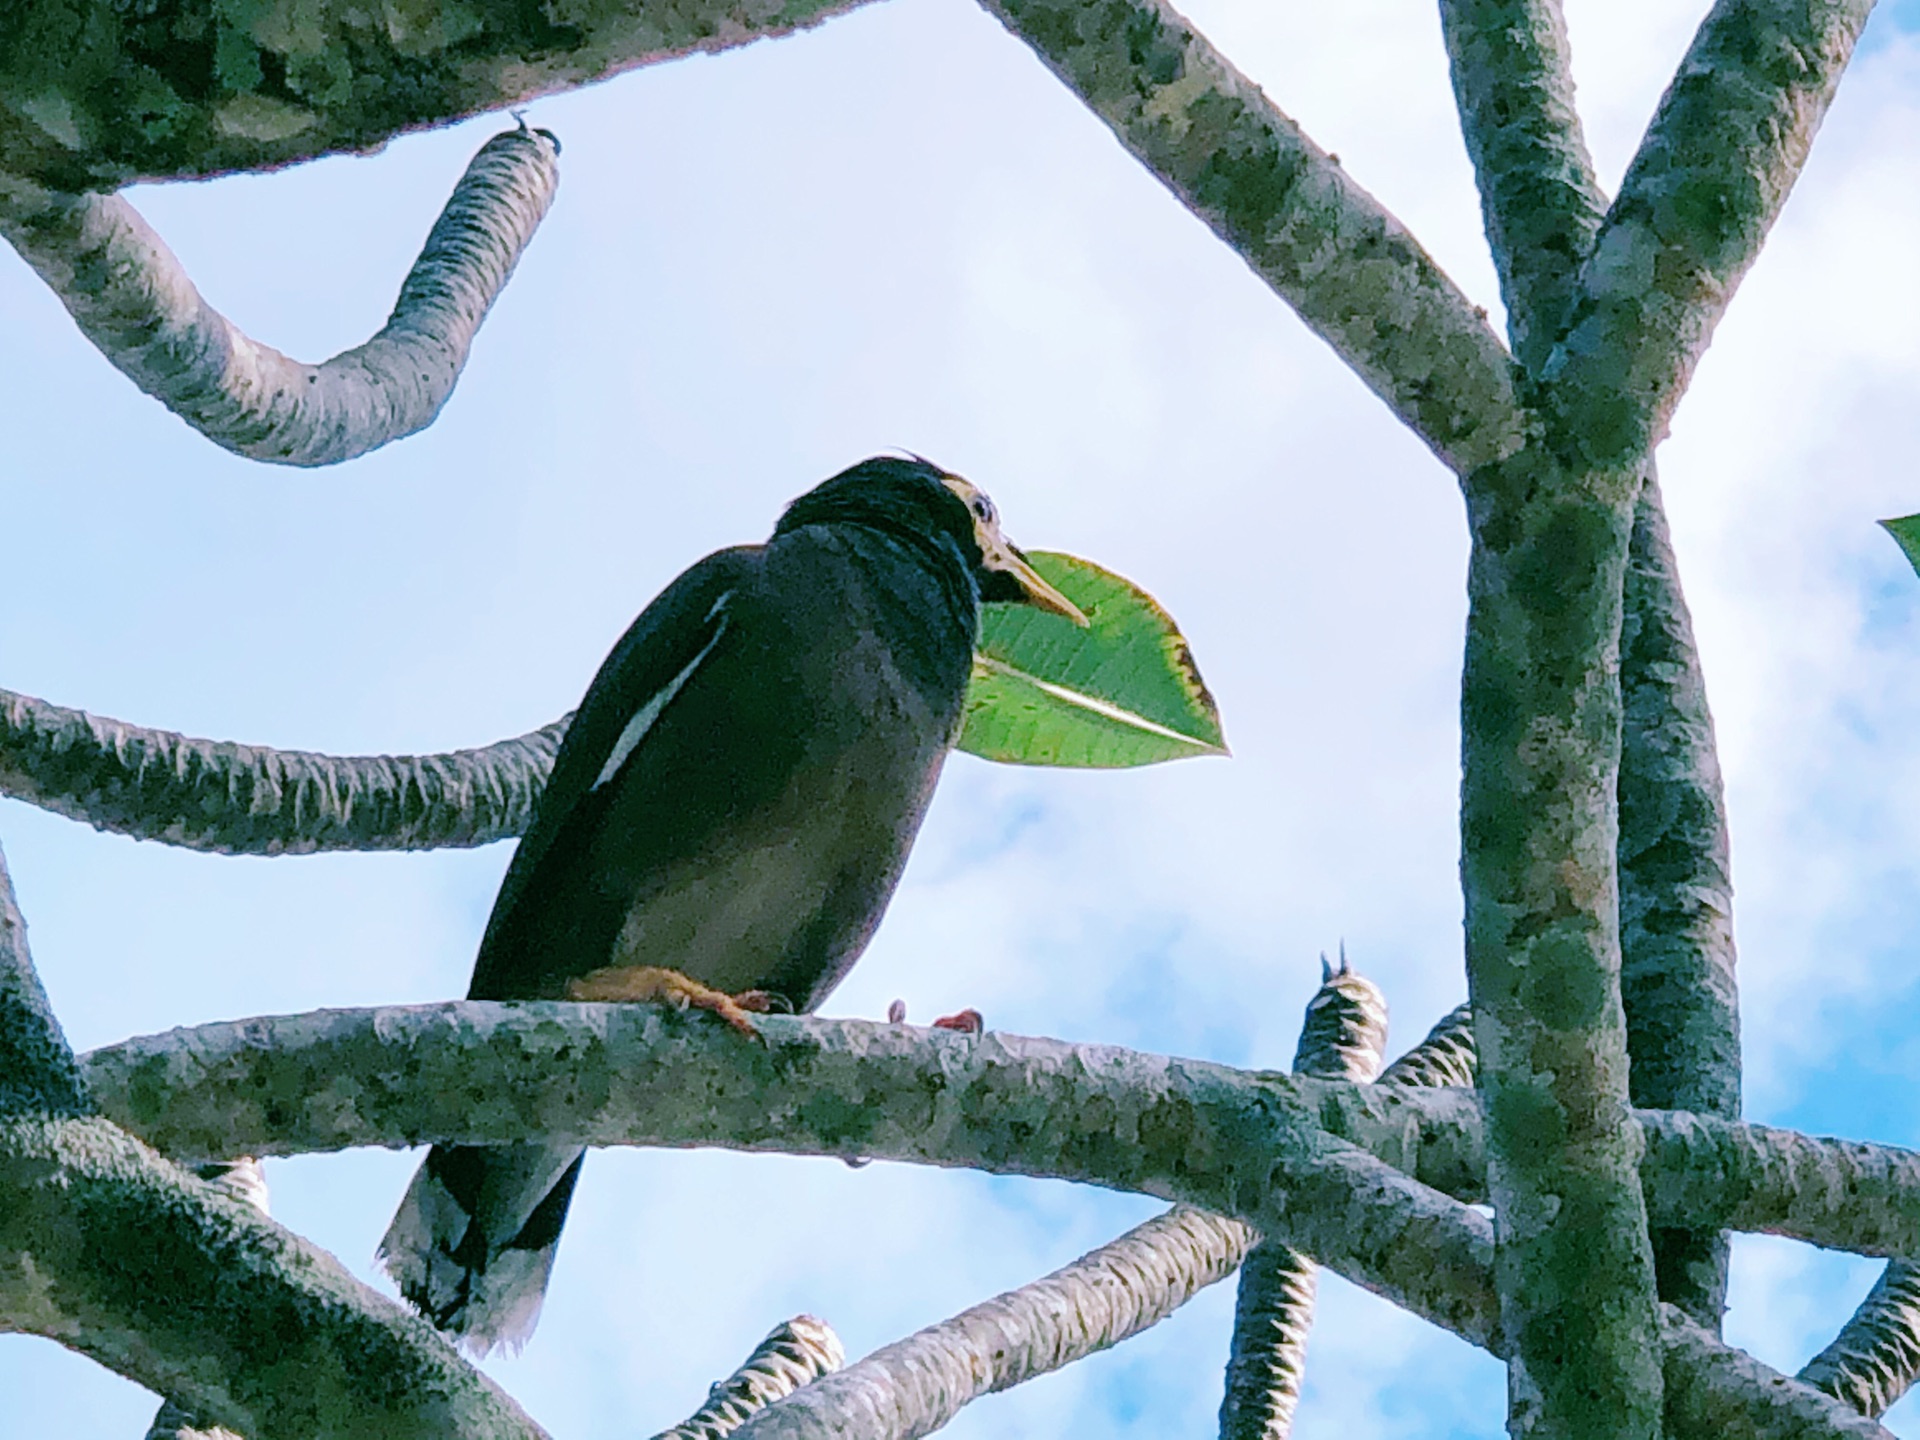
[0,684,567,855]
[0,1114,545,1440]
[1798,1261,1920,1419]
[0,837,87,1115]
[1219,961,1388,1440]
[653,1317,846,1440]
[736,1207,1253,1439]
[0,0,884,188]
[1435,0,1606,372]
[80,1002,1503,1346]
[0,127,558,467]
[972,0,1526,476]
[1546,0,1876,462]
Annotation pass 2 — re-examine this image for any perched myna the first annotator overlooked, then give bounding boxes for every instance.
[378,456,1082,1352]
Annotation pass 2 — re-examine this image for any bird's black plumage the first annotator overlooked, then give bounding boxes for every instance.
[379,457,1073,1351]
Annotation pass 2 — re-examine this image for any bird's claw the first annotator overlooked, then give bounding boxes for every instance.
[566,964,764,1040]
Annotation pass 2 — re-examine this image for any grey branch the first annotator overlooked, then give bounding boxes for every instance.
[0,0,883,188]
[0,1113,545,1440]
[972,0,1526,476]
[0,838,87,1115]
[1618,472,1742,1325]
[735,1207,1254,1439]
[1436,0,1606,372]
[1663,1309,1897,1440]
[1798,1262,1920,1419]
[653,1316,846,1440]
[1218,961,1389,1440]
[1545,0,1876,463]
[0,684,567,855]
[1379,1002,1476,1088]
[0,127,558,467]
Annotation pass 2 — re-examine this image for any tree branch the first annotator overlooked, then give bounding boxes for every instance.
[652,1317,846,1440]
[0,684,566,855]
[735,1207,1253,1439]
[1617,471,1742,1324]
[0,0,882,189]
[971,0,1526,476]
[1435,0,1606,372]
[1663,1309,1896,1440]
[0,836,87,1115]
[1798,1262,1920,1419]
[1218,961,1388,1440]
[0,1112,546,1440]
[1545,0,1876,465]
[1,126,557,467]
[79,1001,1504,1346]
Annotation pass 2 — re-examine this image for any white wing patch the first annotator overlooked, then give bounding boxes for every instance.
[592,595,731,792]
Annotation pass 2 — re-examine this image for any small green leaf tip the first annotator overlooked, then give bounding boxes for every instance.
[1882,515,1920,578]
[957,551,1228,768]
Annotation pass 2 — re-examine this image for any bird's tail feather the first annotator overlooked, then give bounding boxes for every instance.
[377,1141,585,1355]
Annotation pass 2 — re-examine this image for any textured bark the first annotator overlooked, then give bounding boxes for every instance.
[973,0,1525,477]
[1461,440,1660,1440]
[1436,0,1605,373]
[1,126,558,467]
[0,685,567,855]
[653,1317,846,1440]
[1799,1262,1920,1419]
[1217,961,1388,1440]
[80,1002,1503,1345]
[0,0,881,189]
[0,839,87,1115]
[734,1207,1254,1440]
[0,1113,546,1440]
[1379,1003,1476,1089]
[1617,473,1740,1325]
[1545,0,1877,464]
[1663,1310,1896,1440]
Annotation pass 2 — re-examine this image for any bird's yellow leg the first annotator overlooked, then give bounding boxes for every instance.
[565,965,764,1039]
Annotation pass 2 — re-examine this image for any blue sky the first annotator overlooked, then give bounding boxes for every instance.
[3,1,1919,1434]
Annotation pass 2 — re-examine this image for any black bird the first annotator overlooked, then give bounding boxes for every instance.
[378,456,1082,1352]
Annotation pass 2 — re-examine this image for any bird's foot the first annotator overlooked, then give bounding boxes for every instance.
[885,999,984,1034]
[566,965,764,1039]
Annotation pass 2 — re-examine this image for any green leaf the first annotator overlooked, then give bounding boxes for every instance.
[957,551,1228,767]
[1882,515,1920,577]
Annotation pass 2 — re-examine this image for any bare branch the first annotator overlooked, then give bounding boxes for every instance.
[1219,962,1388,1440]
[1545,0,1876,464]
[1664,1309,1897,1440]
[1380,1002,1476,1088]
[0,0,882,189]
[653,1317,846,1440]
[972,0,1526,476]
[0,1113,545,1440]
[735,1208,1253,1439]
[0,127,558,467]
[78,1002,1502,1346]
[1799,1262,1920,1419]
[0,837,87,1115]
[0,684,567,855]
[1436,0,1606,371]
[1618,471,1741,1324]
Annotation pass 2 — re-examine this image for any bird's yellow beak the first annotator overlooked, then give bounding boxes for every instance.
[941,475,1090,626]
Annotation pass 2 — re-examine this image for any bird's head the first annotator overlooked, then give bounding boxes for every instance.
[775,457,1087,625]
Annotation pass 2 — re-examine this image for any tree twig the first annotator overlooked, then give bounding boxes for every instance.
[653,1316,846,1440]
[0,837,88,1115]
[735,1208,1254,1439]
[0,684,567,855]
[1218,956,1388,1440]
[972,0,1526,476]
[1,126,558,466]
[1798,1261,1920,1419]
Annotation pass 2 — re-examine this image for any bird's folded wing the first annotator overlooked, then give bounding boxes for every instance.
[467,545,759,998]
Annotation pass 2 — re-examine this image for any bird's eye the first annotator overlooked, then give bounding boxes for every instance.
[971,494,996,525]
